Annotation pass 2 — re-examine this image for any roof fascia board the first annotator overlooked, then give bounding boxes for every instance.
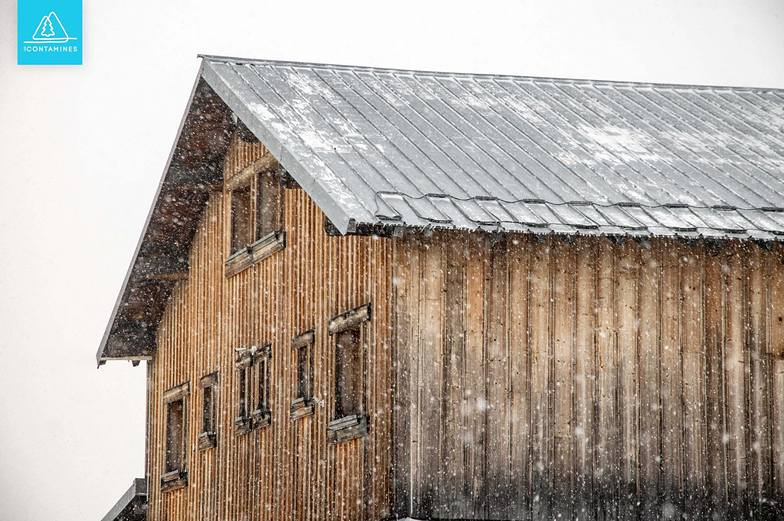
[200,59,355,234]
[96,63,208,365]
[100,478,146,521]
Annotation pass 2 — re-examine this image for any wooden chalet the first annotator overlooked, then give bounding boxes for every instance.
[97,56,784,521]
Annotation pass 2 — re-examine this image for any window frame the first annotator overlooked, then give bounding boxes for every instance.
[235,345,272,433]
[197,373,218,450]
[161,381,189,491]
[290,330,315,420]
[327,303,371,442]
[229,182,253,256]
[256,168,282,239]
[224,157,286,277]
[234,349,252,433]
[250,344,272,429]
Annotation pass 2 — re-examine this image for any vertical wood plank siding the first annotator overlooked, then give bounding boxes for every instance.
[146,136,784,521]
[146,137,393,521]
[393,232,784,521]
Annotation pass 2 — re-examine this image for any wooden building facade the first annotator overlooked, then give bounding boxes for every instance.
[146,137,394,521]
[98,57,784,521]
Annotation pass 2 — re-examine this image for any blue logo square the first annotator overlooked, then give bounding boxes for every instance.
[18,0,82,65]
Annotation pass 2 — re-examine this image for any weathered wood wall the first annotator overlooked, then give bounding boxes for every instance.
[146,136,394,521]
[392,232,784,521]
[144,134,784,521]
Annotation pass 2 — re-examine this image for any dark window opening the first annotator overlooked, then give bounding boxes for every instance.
[162,381,189,489]
[291,331,315,419]
[202,385,214,434]
[235,364,249,429]
[335,327,361,419]
[198,373,218,450]
[250,345,272,428]
[256,355,270,413]
[230,184,252,254]
[256,171,280,239]
[327,304,370,442]
[297,344,312,402]
[165,398,184,473]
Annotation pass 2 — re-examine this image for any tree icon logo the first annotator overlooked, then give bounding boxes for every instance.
[25,11,78,44]
[40,18,55,38]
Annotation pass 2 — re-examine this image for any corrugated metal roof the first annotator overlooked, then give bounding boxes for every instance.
[200,56,784,240]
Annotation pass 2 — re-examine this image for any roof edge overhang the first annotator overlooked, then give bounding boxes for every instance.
[100,478,147,521]
[97,62,234,365]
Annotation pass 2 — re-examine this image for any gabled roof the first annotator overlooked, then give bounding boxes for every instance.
[202,55,784,238]
[98,56,784,364]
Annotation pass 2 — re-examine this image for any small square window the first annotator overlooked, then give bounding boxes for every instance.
[162,382,189,490]
[198,373,218,450]
[291,331,315,420]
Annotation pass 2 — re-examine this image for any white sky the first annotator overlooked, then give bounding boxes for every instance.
[0,1,782,519]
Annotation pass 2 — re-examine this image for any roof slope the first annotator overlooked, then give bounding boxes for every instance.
[202,55,784,239]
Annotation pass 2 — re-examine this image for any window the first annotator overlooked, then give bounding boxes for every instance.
[198,373,218,450]
[327,304,371,442]
[335,328,361,418]
[256,170,281,239]
[166,400,184,469]
[162,382,189,490]
[230,183,252,255]
[291,331,315,419]
[250,345,272,428]
[235,352,251,431]
[235,345,272,432]
[225,161,286,277]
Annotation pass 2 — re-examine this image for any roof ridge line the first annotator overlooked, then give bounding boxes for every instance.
[197,54,784,94]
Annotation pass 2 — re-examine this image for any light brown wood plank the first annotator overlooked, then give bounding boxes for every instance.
[552,239,575,519]
[681,245,707,517]
[660,241,683,512]
[529,237,553,520]
[704,246,728,514]
[573,238,596,520]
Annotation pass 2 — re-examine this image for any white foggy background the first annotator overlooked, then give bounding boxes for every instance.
[0,1,783,519]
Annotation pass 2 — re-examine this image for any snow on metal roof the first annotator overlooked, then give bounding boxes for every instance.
[201,55,784,240]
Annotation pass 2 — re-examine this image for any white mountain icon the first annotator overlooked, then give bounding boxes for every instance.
[27,12,77,43]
